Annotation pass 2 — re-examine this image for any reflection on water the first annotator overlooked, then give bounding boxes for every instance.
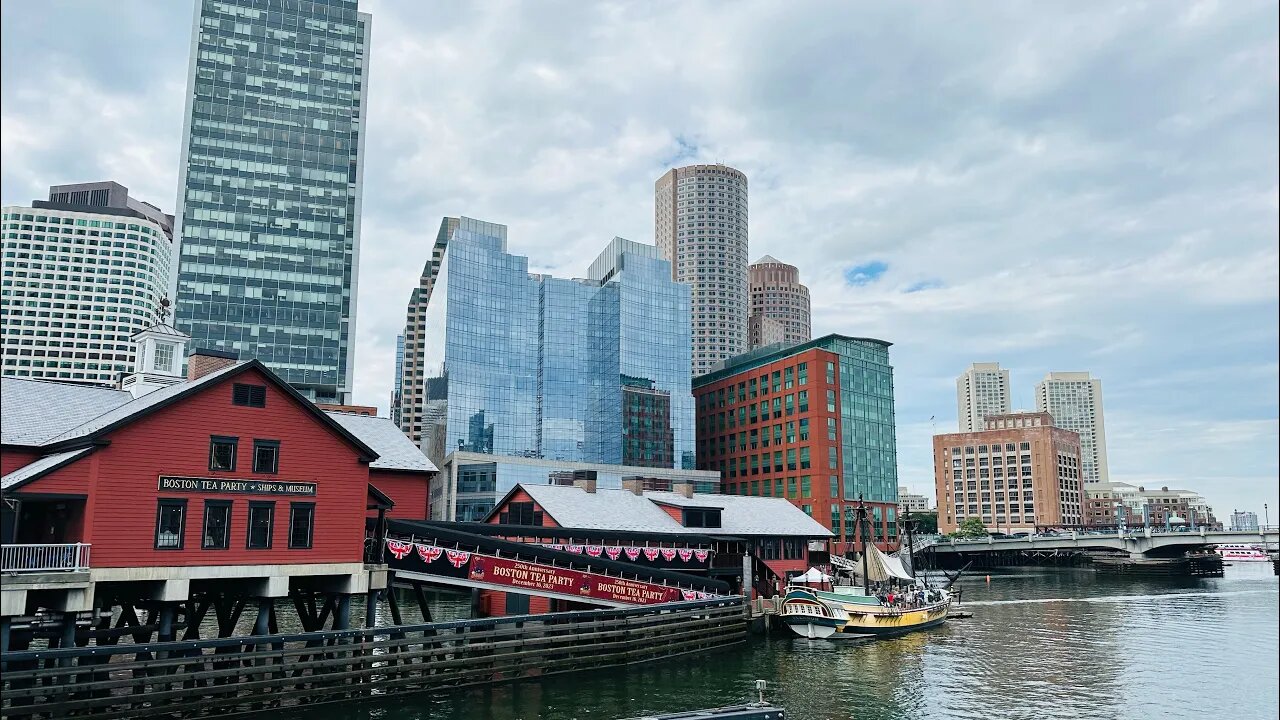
[297,564,1279,720]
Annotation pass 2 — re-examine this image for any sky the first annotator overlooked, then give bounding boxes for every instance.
[2,1,1277,520]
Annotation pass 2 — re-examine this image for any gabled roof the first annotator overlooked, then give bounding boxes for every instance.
[3,361,379,464]
[499,483,833,538]
[1,378,132,446]
[1,447,95,491]
[753,254,783,265]
[326,412,437,473]
[132,322,187,339]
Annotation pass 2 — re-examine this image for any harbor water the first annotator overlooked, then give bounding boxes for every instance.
[302,562,1279,720]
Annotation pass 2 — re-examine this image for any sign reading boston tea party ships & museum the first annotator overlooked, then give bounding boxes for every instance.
[157,476,317,497]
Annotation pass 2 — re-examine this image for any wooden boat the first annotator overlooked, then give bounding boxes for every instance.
[780,499,951,639]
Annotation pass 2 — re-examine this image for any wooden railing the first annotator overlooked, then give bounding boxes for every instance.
[0,596,747,719]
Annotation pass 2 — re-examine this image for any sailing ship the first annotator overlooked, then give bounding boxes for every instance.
[780,500,952,639]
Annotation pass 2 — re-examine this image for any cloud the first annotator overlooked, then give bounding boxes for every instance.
[2,0,1276,518]
[844,261,889,286]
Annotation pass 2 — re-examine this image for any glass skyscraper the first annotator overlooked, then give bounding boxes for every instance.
[173,0,371,402]
[419,219,695,471]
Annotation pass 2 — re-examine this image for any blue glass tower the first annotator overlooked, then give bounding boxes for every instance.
[420,221,694,470]
[173,0,371,402]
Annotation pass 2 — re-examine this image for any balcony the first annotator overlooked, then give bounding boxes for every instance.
[1,543,91,574]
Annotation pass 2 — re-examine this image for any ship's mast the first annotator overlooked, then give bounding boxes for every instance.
[858,496,870,595]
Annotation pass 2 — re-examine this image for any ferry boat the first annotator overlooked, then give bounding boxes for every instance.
[780,501,951,639]
[1215,543,1271,562]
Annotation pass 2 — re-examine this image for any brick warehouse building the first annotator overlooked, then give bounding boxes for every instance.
[932,411,1084,534]
[1,326,434,644]
[692,335,900,553]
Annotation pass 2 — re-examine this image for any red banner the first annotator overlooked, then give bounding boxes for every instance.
[467,555,685,605]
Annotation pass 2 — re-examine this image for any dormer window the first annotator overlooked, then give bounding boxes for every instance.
[154,342,175,372]
[683,507,722,528]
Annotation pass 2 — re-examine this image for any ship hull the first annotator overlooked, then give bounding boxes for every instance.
[779,586,950,639]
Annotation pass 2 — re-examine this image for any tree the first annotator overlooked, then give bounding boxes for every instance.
[956,517,988,538]
[911,512,938,534]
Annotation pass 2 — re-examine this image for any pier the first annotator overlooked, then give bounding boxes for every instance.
[0,596,746,718]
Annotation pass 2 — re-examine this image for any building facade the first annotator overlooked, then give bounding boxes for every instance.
[1036,372,1109,484]
[654,164,749,377]
[417,220,695,485]
[748,313,785,350]
[2,182,174,386]
[1230,510,1259,532]
[932,411,1085,534]
[898,486,932,513]
[397,217,459,441]
[956,362,1010,432]
[748,255,811,348]
[173,0,372,404]
[390,333,404,425]
[692,335,900,551]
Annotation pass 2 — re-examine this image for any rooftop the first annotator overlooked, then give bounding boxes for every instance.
[693,333,892,388]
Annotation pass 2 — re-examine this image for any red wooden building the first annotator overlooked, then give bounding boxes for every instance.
[477,477,833,611]
[1,330,435,644]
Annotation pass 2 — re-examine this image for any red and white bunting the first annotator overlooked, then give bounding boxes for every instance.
[660,548,677,561]
[445,549,471,568]
[416,544,443,564]
[681,589,698,601]
[625,547,642,561]
[566,544,583,554]
[694,549,709,562]
[677,549,692,562]
[605,546,623,561]
[585,545,603,558]
[643,547,660,561]
[386,539,413,560]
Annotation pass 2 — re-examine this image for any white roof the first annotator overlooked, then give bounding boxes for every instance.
[516,484,832,537]
[1,447,94,490]
[325,412,437,473]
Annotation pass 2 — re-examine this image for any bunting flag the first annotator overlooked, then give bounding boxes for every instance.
[566,544,584,554]
[386,539,413,560]
[694,549,709,562]
[643,547,660,561]
[660,548,677,561]
[625,547,642,561]
[681,589,698,601]
[445,549,471,568]
[585,545,603,558]
[416,544,443,564]
[548,543,564,551]
[605,546,623,561]
[677,549,693,562]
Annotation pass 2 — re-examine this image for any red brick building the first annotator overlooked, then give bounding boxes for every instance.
[1,336,435,634]
[692,335,901,553]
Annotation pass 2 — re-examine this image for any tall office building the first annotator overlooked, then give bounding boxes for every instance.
[2,182,174,386]
[173,0,372,403]
[956,362,1011,432]
[1036,372,1109,484]
[748,255,810,348]
[398,217,459,441]
[390,333,404,425]
[420,218,695,470]
[655,164,749,376]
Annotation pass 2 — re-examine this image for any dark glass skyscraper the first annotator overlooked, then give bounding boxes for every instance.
[173,0,371,402]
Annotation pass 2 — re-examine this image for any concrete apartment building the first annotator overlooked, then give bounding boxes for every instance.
[898,486,933,513]
[1036,372,1109,484]
[748,313,785,349]
[748,256,811,349]
[1083,482,1218,529]
[933,411,1084,534]
[2,181,174,386]
[956,362,1011,432]
[655,164,750,377]
[1230,510,1259,532]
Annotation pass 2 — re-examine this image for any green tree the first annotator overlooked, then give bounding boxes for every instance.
[911,512,938,534]
[956,517,988,538]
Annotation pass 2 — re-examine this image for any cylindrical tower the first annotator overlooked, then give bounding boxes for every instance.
[748,256,811,348]
[654,164,749,377]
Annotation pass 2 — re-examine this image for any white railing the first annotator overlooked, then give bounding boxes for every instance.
[0,543,91,573]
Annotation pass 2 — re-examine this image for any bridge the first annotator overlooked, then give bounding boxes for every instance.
[930,528,1280,559]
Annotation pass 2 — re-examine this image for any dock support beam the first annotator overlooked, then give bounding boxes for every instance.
[334,594,351,631]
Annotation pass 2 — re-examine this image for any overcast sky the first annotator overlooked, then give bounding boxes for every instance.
[3,1,1276,518]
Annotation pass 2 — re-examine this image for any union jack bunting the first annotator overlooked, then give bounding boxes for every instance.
[386,539,413,560]
[625,547,642,561]
[677,549,693,562]
[445,549,471,568]
[566,544,583,554]
[416,544,443,564]
[694,549,709,562]
[643,547,660,561]
[585,545,603,557]
[605,546,623,560]
[660,548,677,561]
